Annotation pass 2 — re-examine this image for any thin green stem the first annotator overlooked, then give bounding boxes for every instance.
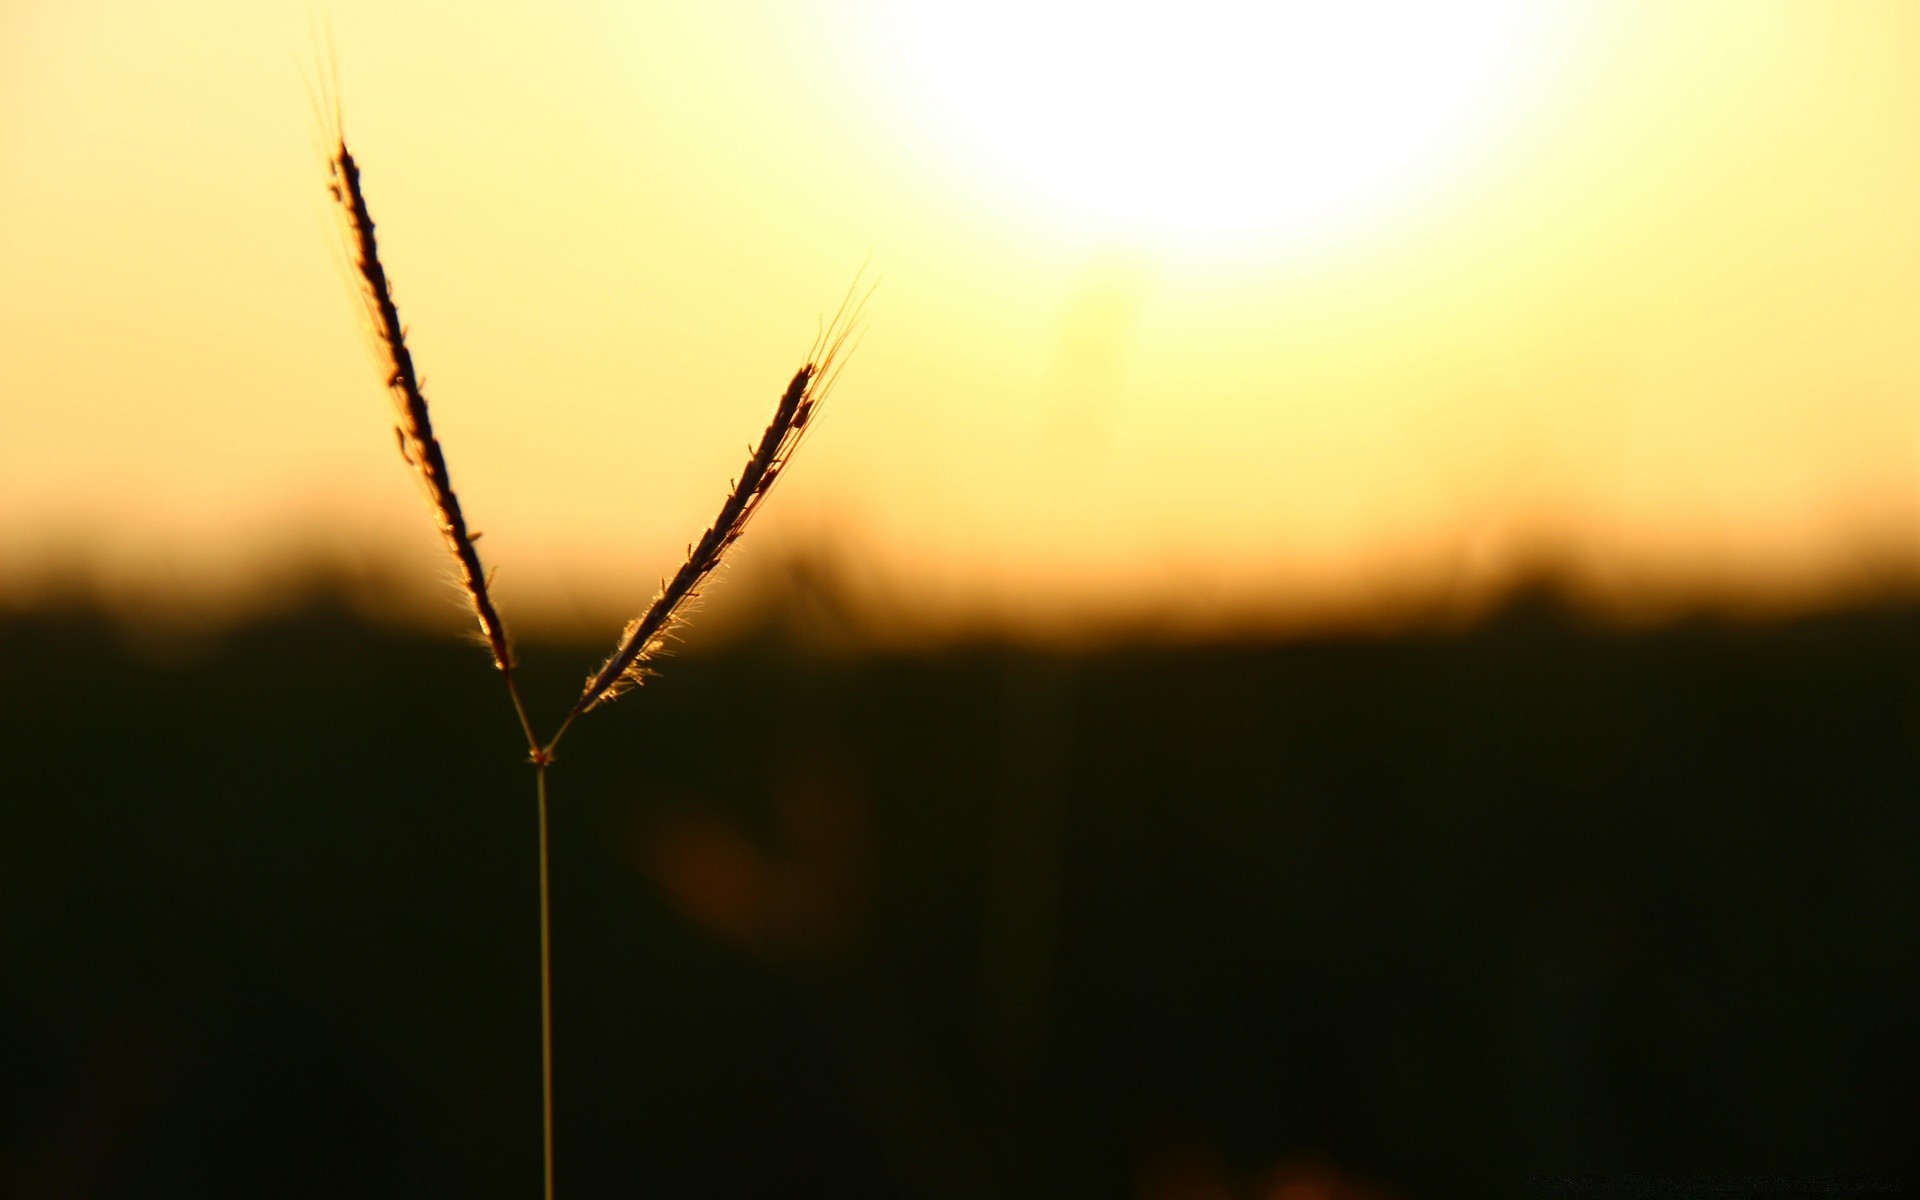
[539,712,578,764]
[536,763,555,1200]
[504,670,542,761]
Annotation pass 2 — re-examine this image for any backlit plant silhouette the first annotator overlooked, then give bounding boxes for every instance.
[322,96,862,1200]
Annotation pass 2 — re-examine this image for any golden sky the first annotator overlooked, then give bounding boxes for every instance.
[5,1,1920,639]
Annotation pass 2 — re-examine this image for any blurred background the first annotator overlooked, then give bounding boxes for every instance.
[2,1,1917,1195]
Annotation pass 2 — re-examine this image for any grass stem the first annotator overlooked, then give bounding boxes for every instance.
[507,673,542,762]
[537,763,555,1200]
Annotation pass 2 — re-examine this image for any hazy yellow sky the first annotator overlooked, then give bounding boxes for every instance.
[5,1,1920,639]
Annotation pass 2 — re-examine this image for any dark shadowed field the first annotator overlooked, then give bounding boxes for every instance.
[2,588,1914,1198]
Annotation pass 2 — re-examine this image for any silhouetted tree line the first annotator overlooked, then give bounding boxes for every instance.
[1,587,1912,1197]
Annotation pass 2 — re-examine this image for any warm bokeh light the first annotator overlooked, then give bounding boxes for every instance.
[5,1,1920,640]
[872,1,1585,257]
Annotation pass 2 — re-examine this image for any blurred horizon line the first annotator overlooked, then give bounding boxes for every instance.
[11,532,1920,658]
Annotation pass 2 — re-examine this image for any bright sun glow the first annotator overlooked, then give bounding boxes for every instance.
[880,1,1585,256]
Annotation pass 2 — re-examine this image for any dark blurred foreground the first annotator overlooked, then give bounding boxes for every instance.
[1,590,1914,1198]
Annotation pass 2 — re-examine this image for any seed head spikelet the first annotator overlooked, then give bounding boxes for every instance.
[328,136,516,676]
[568,286,869,721]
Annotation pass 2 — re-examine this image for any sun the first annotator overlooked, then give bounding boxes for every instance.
[872,1,1587,258]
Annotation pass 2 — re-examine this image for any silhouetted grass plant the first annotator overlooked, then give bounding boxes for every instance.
[318,80,863,1200]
